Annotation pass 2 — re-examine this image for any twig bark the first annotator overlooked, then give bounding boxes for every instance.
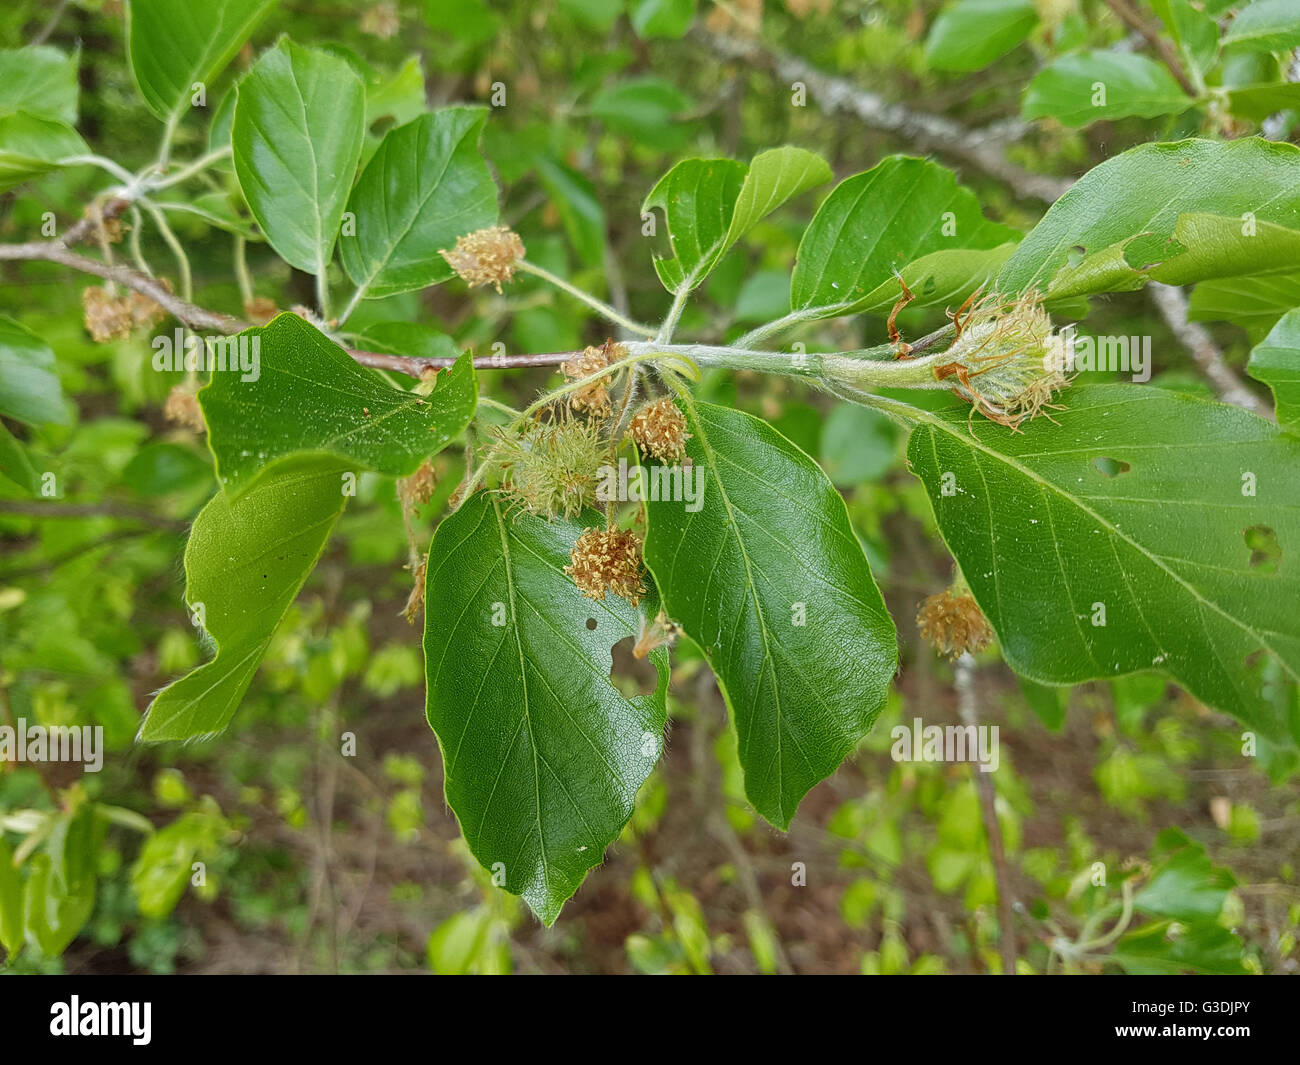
[1146,282,1266,414]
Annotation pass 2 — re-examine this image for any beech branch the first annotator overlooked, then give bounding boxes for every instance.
[703,30,1266,416]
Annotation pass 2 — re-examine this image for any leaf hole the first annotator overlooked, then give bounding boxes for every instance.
[1244,525,1281,574]
[609,636,657,696]
[1091,456,1130,477]
[585,617,597,630]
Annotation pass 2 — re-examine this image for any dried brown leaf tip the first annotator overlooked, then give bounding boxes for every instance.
[439,226,526,292]
[917,589,993,660]
[566,527,647,606]
[403,558,427,625]
[399,459,437,507]
[630,397,689,463]
[561,340,625,418]
[82,286,133,343]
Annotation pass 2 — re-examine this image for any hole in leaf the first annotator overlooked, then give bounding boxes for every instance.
[609,635,657,696]
[1244,525,1281,574]
[585,617,597,630]
[1092,456,1131,477]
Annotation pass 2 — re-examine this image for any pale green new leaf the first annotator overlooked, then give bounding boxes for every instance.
[1223,0,1300,54]
[903,385,1300,744]
[1189,272,1300,342]
[341,108,499,299]
[645,147,830,294]
[232,39,365,276]
[142,455,349,741]
[199,313,476,498]
[642,401,898,827]
[644,158,745,293]
[0,316,67,425]
[924,0,1038,72]
[791,156,1017,319]
[1022,52,1191,128]
[999,139,1300,298]
[126,0,276,122]
[1248,309,1300,433]
[0,46,79,124]
[0,112,87,193]
[423,495,669,924]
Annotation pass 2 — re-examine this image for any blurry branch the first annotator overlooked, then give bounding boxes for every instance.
[1103,0,1200,97]
[29,0,69,46]
[954,654,1017,976]
[703,30,1267,416]
[703,30,1072,204]
[0,499,187,529]
[0,239,241,333]
[1146,283,1267,414]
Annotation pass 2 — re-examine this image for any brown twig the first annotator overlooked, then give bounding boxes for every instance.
[1103,0,1201,98]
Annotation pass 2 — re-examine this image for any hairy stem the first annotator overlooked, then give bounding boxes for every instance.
[517,259,656,337]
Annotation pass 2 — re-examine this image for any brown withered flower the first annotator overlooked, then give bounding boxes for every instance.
[164,386,205,432]
[561,340,624,418]
[566,527,646,606]
[629,397,689,463]
[439,226,526,292]
[82,287,133,343]
[917,589,993,660]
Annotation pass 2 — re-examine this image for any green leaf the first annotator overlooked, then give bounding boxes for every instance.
[1189,271,1300,342]
[588,77,694,150]
[903,385,1300,744]
[1112,919,1246,975]
[356,321,461,362]
[1022,51,1191,128]
[924,0,1038,72]
[1225,81,1300,122]
[22,853,93,957]
[0,422,38,495]
[1149,0,1219,83]
[642,401,898,827]
[232,39,365,276]
[423,495,670,924]
[723,148,833,261]
[1223,0,1300,53]
[1000,139,1300,298]
[0,112,88,193]
[131,809,225,918]
[645,148,831,295]
[790,156,1017,319]
[126,0,276,123]
[1136,836,1234,922]
[1248,308,1300,433]
[341,108,498,299]
[199,313,476,497]
[142,455,349,741]
[0,838,23,957]
[644,158,746,293]
[0,316,67,425]
[0,46,79,124]
[631,0,696,38]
